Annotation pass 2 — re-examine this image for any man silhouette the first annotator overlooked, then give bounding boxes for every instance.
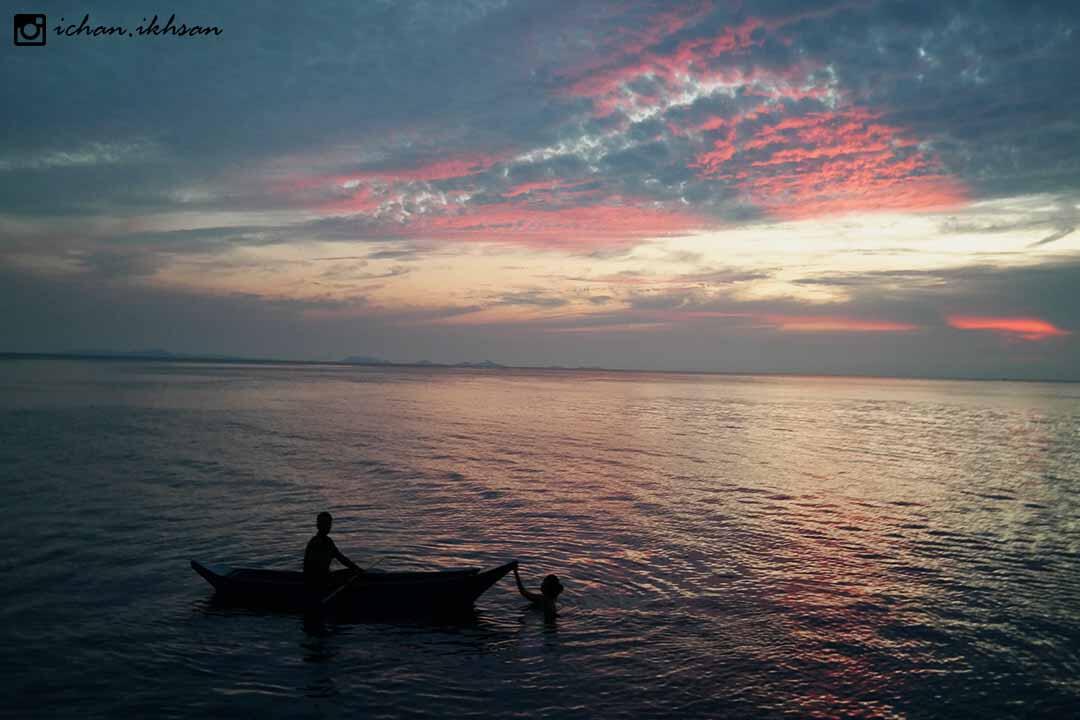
[303,511,362,595]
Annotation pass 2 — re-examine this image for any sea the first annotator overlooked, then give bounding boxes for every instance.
[2,358,1078,719]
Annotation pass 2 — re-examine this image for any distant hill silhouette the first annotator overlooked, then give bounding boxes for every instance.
[341,356,505,369]
[72,348,178,358]
[68,349,249,361]
[0,349,509,369]
[342,355,391,365]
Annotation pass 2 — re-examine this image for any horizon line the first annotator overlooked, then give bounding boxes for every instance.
[1,351,1076,385]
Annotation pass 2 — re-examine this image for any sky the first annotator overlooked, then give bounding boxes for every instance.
[3,0,1080,379]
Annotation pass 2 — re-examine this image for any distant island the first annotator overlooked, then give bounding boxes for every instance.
[341,355,392,365]
[67,348,243,361]
[0,349,510,370]
[342,356,505,369]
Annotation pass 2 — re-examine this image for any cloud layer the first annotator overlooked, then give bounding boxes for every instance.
[1,0,1078,377]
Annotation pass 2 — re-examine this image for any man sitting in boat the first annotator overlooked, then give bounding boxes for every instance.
[513,563,564,620]
[303,511,362,594]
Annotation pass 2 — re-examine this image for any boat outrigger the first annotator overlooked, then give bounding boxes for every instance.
[191,559,517,616]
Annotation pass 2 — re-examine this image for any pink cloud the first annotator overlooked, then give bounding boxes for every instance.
[503,179,567,198]
[276,152,506,210]
[404,199,707,250]
[947,316,1071,341]
[561,1,714,101]
[360,154,503,182]
[695,107,968,218]
[560,3,854,116]
[563,14,766,103]
[502,178,596,199]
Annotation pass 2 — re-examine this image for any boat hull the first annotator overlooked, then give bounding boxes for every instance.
[191,560,516,616]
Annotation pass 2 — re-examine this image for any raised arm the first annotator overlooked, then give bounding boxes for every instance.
[513,565,543,603]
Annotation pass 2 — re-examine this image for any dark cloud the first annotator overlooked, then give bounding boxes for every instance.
[364,248,426,261]
[1031,227,1076,247]
[788,260,1080,331]
[675,268,772,285]
[493,290,570,308]
[318,264,409,284]
[627,288,702,310]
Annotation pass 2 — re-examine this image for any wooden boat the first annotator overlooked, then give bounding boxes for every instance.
[191,559,517,616]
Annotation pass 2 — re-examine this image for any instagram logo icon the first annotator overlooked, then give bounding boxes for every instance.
[13,13,46,46]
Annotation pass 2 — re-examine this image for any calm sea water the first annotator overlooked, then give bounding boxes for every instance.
[2,359,1078,719]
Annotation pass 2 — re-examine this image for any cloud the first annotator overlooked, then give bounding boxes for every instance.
[674,268,772,285]
[363,248,427,261]
[1030,226,1076,247]
[493,290,570,308]
[782,259,1080,337]
[0,140,160,172]
[318,263,409,284]
[695,106,968,217]
[311,198,709,251]
[761,315,919,333]
[937,195,1079,248]
[947,315,1070,341]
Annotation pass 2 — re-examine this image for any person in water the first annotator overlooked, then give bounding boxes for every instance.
[513,562,564,620]
[303,511,362,594]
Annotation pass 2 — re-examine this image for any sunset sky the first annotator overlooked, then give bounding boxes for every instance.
[3,0,1079,378]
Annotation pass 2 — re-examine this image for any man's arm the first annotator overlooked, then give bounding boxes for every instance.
[330,538,362,572]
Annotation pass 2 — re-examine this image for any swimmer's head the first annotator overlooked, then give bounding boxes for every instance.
[541,574,564,599]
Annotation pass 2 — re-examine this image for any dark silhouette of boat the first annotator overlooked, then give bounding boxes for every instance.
[191,559,517,616]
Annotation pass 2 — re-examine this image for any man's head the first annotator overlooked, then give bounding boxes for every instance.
[316,511,333,534]
[541,574,564,599]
